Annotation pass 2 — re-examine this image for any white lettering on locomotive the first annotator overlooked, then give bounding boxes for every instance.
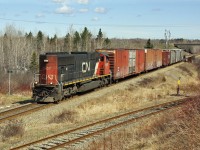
[48,75,54,80]
[41,74,56,81]
[82,62,90,73]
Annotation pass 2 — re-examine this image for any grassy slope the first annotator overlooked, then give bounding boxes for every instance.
[0,60,200,149]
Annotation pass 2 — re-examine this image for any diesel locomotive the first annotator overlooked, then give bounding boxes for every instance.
[32,49,184,103]
[32,52,111,103]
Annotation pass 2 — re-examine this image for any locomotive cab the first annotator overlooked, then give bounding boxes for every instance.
[96,53,110,75]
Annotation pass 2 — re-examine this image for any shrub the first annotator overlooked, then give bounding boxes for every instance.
[0,72,32,94]
[2,119,25,141]
[178,65,193,76]
[138,77,154,87]
[49,110,77,124]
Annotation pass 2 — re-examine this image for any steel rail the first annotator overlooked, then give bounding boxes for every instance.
[11,96,198,150]
[0,103,51,123]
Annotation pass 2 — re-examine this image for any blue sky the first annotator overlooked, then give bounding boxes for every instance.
[0,0,199,39]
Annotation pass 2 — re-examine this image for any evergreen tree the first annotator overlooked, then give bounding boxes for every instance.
[144,39,154,48]
[29,51,38,72]
[36,31,43,52]
[96,28,103,48]
[103,38,111,48]
[50,34,58,51]
[26,32,33,43]
[73,31,81,51]
[64,33,71,51]
[27,32,33,39]
[81,27,92,51]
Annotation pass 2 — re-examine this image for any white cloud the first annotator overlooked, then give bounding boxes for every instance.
[92,17,99,21]
[55,5,74,14]
[36,13,45,18]
[77,0,89,4]
[52,0,89,4]
[94,7,107,14]
[52,0,67,4]
[79,8,89,13]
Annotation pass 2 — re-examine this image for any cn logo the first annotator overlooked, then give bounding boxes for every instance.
[82,62,90,73]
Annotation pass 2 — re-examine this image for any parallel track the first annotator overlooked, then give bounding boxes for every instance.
[11,96,196,150]
[0,103,51,123]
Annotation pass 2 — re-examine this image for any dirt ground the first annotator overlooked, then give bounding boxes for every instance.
[0,60,199,149]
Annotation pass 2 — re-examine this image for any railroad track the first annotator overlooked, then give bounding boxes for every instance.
[0,103,51,123]
[11,96,196,150]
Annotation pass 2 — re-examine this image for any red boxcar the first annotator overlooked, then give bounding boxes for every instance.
[145,49,162,71]
[96,49,146,80]
[156,49,163,68]
[96,49,129,80]
[162,50,170,66]
[145,49,155,71]
[135,49,145,73]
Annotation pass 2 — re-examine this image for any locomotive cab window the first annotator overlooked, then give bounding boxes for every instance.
[100,56,104,61]
[59,66,66,74]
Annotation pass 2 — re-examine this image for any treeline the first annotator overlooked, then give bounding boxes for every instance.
[0,25,111,73]
[0,24,199,74]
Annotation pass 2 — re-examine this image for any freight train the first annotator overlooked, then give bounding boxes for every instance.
[32,49,184,103]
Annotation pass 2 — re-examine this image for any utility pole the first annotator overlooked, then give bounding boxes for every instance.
[165,30,171,49]
[7,70,13,95]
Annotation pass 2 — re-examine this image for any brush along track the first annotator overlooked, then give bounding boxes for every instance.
[11,96,197,150]
[0,103,52,123]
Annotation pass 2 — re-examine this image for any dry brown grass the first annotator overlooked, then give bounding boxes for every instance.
[0,93,31,106]
[1,61,200,150]
[85,96,200,150]
[76,62,200,127]
[178,65,194,76]
[1,119,25,142]
[49,109,77,124]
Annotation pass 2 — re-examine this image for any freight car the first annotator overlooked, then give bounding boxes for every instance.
[32,52,111,103]
[168,49,184,64]
[162,50,170,66]
[32,48,184,103]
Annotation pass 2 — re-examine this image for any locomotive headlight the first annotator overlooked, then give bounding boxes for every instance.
[50,82,53,85]
[34,81,38,85]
